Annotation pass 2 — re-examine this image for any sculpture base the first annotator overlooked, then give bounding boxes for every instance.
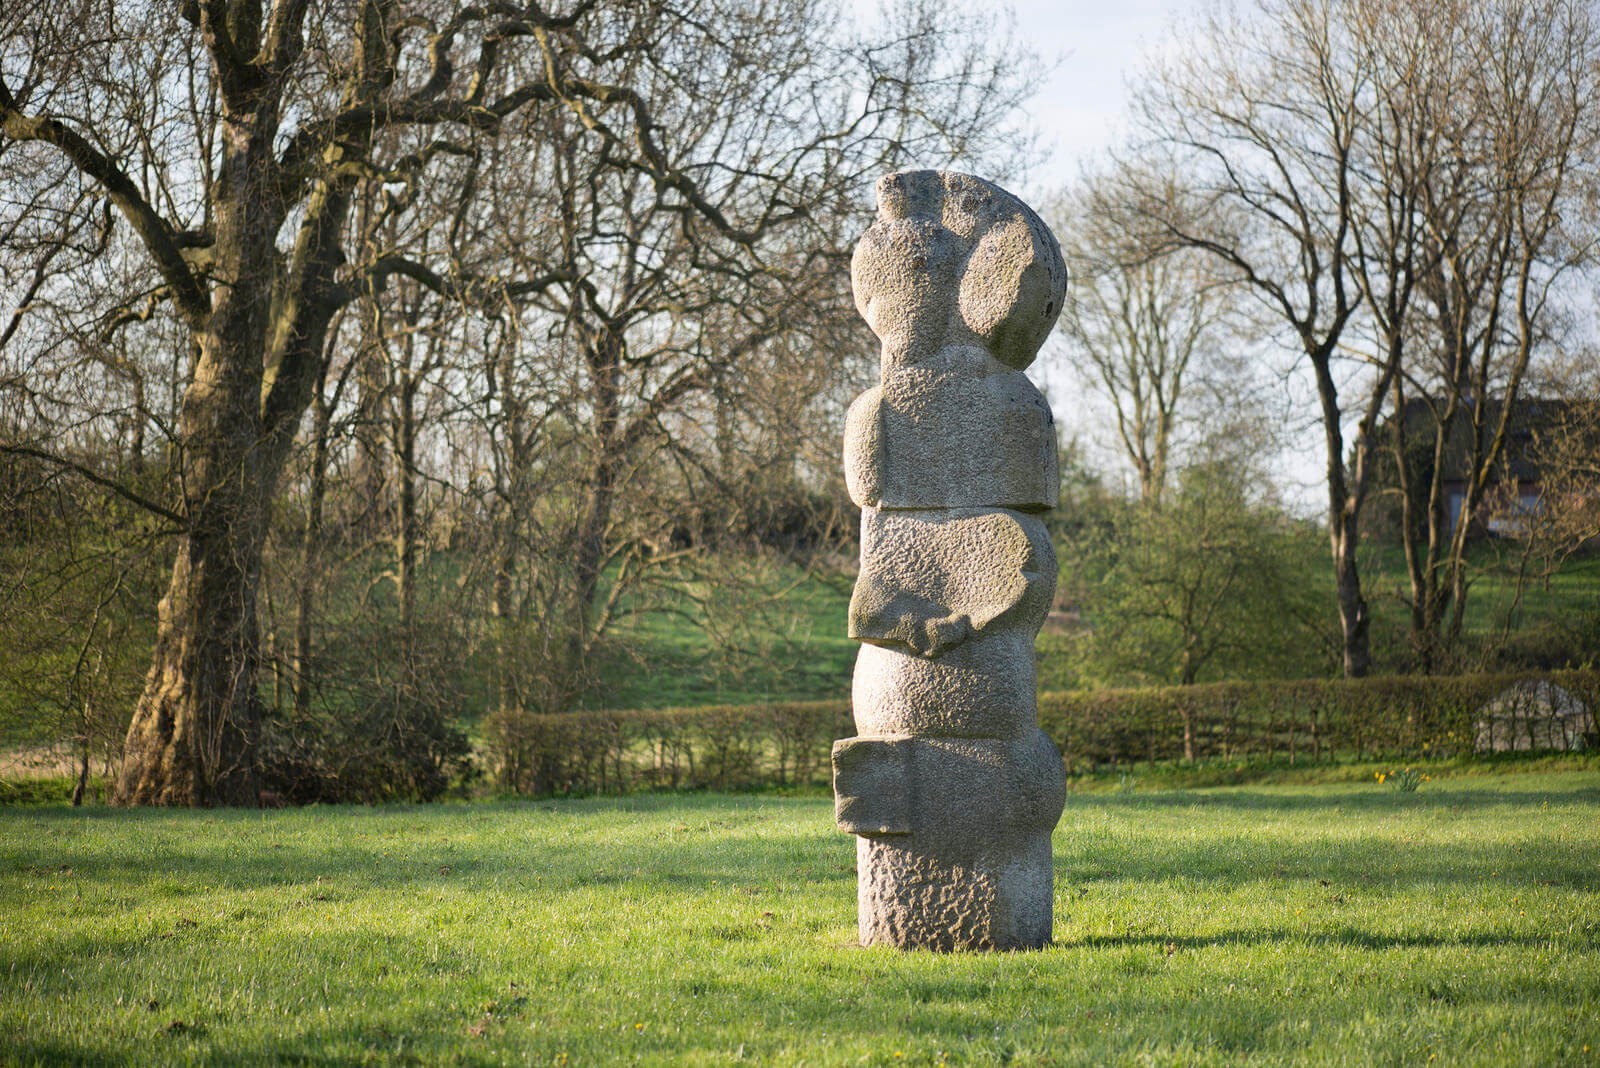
[856,831,1053,951]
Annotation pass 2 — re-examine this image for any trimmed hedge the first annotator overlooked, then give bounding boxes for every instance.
[486,700,852,795]
[1039,670,1600,771]
[486,670,1600,795]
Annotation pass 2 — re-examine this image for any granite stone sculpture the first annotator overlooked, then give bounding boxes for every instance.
[832,170,1069,951]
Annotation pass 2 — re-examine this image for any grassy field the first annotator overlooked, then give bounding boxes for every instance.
[3,771,1597,1065]
[592,568,860,710]
[590,545,1600,705]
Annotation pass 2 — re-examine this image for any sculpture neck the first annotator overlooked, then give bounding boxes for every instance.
[879,341,1012,381]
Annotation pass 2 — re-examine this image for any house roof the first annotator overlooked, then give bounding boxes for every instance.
[1393,396,1592,484]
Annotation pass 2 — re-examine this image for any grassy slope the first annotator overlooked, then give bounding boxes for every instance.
[3,772,1597,1065]
[1355,545,1600,658]
[592,547,1600,706]
[591,568,860,709]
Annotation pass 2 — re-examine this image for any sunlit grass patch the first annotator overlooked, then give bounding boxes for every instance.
[2,772,1597,1065]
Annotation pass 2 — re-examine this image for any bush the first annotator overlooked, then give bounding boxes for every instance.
[479,671,1600,796]
[484,700,852,796]
[261,696,478,804]
[0,775,83,805]
[259,620,478,804]
[1039,670,1600,770]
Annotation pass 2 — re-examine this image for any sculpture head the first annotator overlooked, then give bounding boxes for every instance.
[851,170,1068,371]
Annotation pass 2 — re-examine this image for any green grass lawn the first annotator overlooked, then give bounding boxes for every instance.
[586,545,1600,706]
[4,772,1598,1065]
[1358,544,1600,665]
[591,567,860,710]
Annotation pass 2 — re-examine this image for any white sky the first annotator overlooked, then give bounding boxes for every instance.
[848,0,1197,191]
[1005,0,1191,204]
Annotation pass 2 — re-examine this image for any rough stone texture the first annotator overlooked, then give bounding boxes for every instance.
[834,732,1067,846]
[848,507,1055,657]
[856,832,1054,951]
[851,172,1067,373]
[834,736,912,835]
[851,633,1038,739]
[843,372,1059,512]
[1474,680,1594,752]
[833,170,1068,951]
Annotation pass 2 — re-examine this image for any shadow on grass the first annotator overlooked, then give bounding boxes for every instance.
[1094,786,1600,812]
[0,1041,128,1068]
[1059,826,1600,891]
[1065,926,1600,953]
[5,783,1598,903]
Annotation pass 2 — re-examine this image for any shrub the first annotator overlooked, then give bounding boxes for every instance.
[260,620,478,803]
[1038,670,1600,770]
[260,695,478,804]
[482,670,1600,796]
[484,700,850,796]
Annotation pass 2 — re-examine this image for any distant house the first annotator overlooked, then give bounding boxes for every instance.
[1375,396,1596,540]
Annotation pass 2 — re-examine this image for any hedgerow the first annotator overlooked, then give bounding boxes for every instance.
[484,670,1600,795]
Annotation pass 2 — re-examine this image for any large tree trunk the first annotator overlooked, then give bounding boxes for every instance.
[119,241,276,804]
[117,515,267,806]
[118,341,273,805]
[1313,352,1373,679]
[114,68,284,803]
[116,74,356,804]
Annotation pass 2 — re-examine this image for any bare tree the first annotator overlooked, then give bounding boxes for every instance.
[1109,0,1599,677]
[1,0,1034,803]
[1114,0,1375,675]
[447,18,1035,786]
[1054,176,1237,503]
[1380,0,1600,667]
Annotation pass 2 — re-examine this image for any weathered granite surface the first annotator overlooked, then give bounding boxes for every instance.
[833,170,1068,951]
[1475,680,1594,752]
[842,375,1059,512]
[848,507,1055,657]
